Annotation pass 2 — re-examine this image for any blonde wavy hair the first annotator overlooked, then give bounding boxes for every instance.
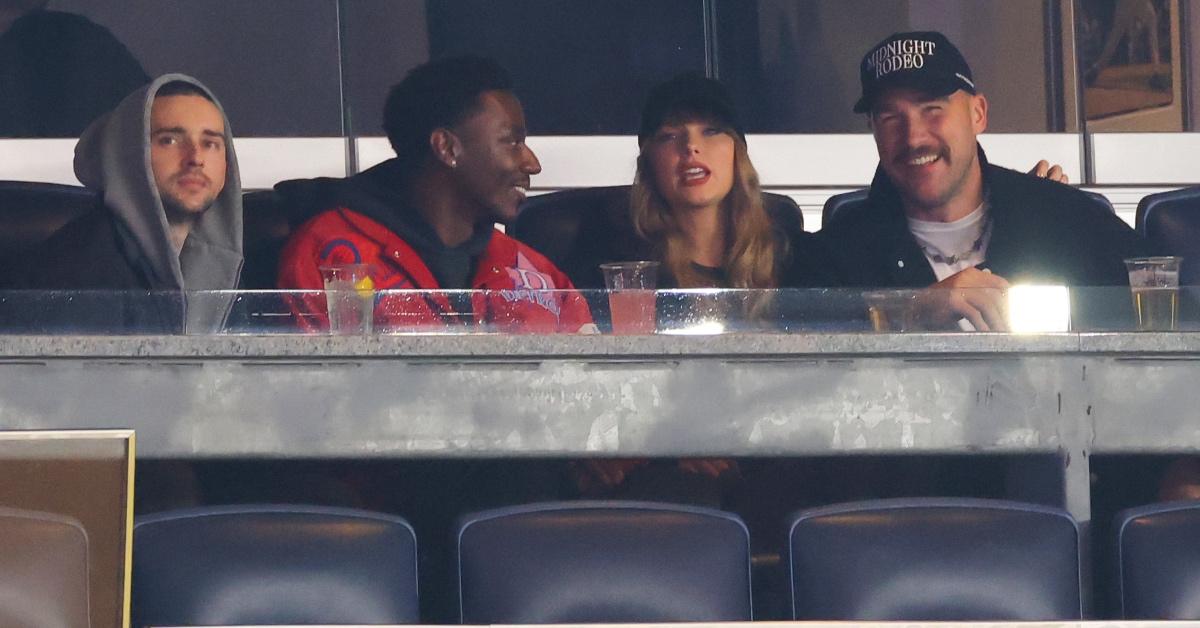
[630,124,784,292]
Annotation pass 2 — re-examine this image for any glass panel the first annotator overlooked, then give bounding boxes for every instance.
[340,0,708,136]
[1076,0,1186,131]
[0,287,1184,335]
[1,0,343,137]
[715,0,1061,132]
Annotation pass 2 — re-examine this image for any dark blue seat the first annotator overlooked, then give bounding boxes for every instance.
[133,504,419,626]
[820,188,868,227]
[1137,186,1200,284]
[0,180,96,274]
[822,187,1115,228]
[787,497,1082,620]
[0,507,89,628]
[456,500,752,623]
[1115,500,1200,619]
[512,186,632,271]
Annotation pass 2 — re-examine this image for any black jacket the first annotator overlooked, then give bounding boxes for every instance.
[817,147,1149,328]
[819,148,1146,287]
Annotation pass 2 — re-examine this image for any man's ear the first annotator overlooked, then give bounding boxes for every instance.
[971,93,989,135]
[429,128,461,168]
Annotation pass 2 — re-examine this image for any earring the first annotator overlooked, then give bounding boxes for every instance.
[449,159,457,167]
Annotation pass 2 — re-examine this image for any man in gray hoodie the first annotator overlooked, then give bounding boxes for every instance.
[11,73,243,333]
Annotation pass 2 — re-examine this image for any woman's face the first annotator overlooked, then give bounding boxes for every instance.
[646,118,736,213]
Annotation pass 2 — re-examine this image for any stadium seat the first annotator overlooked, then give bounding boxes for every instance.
[787,497,1082,620]
[0,507,89,628]
[823,187,1115,228]
[1136,186,1200,284]
[1085,190,1117,214]
[820,189,869,227]
[1114,500,1200,619]
[456,500,752,623]
[512,185,804,288]
[512,186,631,272]
[133,504,419,626]
[0,180,96,261]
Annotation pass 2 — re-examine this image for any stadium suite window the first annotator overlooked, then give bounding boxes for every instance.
[714,0,1062,133]
[339,0,709,136]
[0,0,344,138]
[21,0,1188,138]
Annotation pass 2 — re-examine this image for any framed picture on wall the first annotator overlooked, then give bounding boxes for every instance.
[1075,0,1185,131]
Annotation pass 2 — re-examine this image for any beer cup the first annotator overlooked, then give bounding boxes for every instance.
[864,290,919,332]
[1124,257,1183,331]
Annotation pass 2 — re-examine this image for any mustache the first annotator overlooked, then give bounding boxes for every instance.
[173,170,211,185]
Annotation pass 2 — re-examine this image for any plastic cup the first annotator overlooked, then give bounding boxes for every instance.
[864,290,919,332]
[600,261,659,335]
[1125,257,1183,331]
[319,264,375,335]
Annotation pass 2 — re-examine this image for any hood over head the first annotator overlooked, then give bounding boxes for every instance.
[74,73,243,332]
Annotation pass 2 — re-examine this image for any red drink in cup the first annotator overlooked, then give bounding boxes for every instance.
[600,261,659,335]
[608,289,657,335]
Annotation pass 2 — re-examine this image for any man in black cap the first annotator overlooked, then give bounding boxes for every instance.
[820,31,1145,331]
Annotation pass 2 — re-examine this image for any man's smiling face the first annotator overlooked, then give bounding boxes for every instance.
[871,87,987,216]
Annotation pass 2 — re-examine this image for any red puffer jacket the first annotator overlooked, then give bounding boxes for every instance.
[278,208,595,333]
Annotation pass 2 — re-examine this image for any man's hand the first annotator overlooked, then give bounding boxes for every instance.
[570,459,648,493]
[677,458,739,479]
[1028,160,1069,184]
[915,267,1011,331]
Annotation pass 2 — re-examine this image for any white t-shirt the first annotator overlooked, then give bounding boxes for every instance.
[907,202,992,281]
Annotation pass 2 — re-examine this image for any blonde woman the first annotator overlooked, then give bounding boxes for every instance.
[571,74,831,498]
[629,73,828,295]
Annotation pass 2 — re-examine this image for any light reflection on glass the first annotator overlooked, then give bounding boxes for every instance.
[1008,285,1071,333]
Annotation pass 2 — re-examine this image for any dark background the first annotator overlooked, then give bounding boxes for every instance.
[1,0,1195,137]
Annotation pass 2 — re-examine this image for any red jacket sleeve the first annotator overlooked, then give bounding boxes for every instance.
[276,218,332,333]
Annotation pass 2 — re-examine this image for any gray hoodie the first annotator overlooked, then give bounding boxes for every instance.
[73,73,243,332]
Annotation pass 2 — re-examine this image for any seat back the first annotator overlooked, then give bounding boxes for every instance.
[0,180,96,255]
[788,497,1082,620]
[133,504,419,626]
[821,189,869,227]
[1084,190,1117,214]
[0,507,90,628]
[512,186,632,270]
[1137,186,1200,285]
[1115,500,1200,618]
[456,500,752,623]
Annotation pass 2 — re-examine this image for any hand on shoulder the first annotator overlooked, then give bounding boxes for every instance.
[1028,160,1069,184]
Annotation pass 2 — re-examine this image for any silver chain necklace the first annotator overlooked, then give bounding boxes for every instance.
[918,215,992,266]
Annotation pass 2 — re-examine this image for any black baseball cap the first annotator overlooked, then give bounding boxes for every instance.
[638,73,744,146]
[853,31,976,114]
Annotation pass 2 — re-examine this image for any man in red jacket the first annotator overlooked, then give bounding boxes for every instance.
[277,55,594,333]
